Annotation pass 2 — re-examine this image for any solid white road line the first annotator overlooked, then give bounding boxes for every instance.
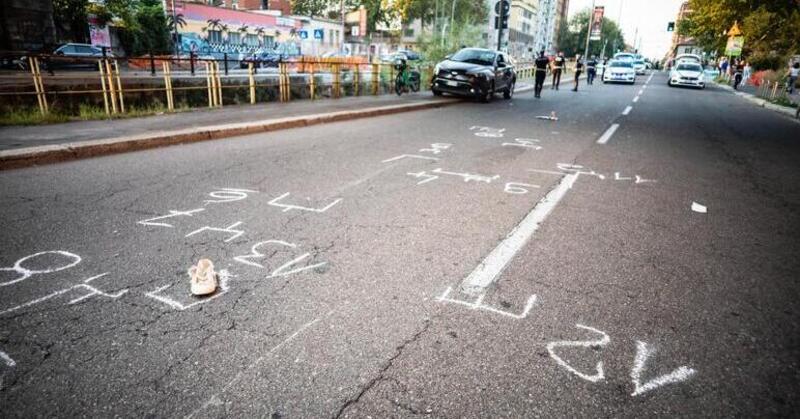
[633,96,640,103]
[596,123,620,145]
[459,172,580,296]
[622,106,633,115]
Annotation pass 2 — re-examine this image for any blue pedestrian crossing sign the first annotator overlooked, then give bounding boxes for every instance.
[314,29,324,40]
[299,30,308,39]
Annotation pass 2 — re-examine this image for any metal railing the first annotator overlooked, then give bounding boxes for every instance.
[0,51,539,119]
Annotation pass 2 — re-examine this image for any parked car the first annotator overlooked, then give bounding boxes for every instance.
[632,59,647,75]
[430,48,516,102]
[603,60,636,84]
[668,62,705,89]
[44,43,111,70]
[240,51,286,68]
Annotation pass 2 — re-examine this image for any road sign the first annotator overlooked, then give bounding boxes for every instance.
[590,6,604,41]
[314,29,324,40]
[727,22,742,37]
[725,36,744,57]
[494,15,508,29]
[299,30,308,40]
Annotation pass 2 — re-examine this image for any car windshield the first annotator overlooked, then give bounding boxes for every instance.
[677,63,702,72]
[450,49,495,66]
[610,61,633,68]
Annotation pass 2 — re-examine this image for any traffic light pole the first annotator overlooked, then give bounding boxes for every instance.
[583,0,595,60]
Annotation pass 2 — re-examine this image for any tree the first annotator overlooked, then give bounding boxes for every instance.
[292,0,330,17]
[53,0,90,43]
[556,9,625,58]
[167,13,186,31]
[679,0,800,69]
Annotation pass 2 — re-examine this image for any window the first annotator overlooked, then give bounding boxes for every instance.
[245,34,259,46]
[228,32,241,44]
[404,28,414,38]
[208,30,222,43]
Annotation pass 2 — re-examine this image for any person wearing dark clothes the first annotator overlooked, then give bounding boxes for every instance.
[572,54,583,91]
[551,51,565,90]
[733,60,744,90]
[534,51,550,98]
[586,55,597,85]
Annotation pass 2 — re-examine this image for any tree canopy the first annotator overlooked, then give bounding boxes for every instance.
[678,0,800,69]
[557,8,626,58]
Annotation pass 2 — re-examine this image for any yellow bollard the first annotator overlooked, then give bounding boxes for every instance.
[105,60,118,114]
[98,60,110,115]
[309,62,316,100]
[114,60,125,114]
[205,62,213,108]
[29,57,48,115]
[248,62,256,105]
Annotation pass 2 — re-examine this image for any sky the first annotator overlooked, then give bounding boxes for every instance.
[567,0,685,59]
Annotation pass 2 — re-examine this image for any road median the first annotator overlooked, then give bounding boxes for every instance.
[0,98,457,171]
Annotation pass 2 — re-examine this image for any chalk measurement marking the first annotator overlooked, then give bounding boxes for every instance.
[504,182,541,194]
[138,208,205,228]
[1,273,127,316]
[419,143,452,155]
[631,341,697,396]
[186,312,331,418]
[268,193,342,213]
[622,106,633,116]
[547,324,610,383]
[233,240,327,277]
[204,188,258,205]
[431,168,499,184]
[633,95,640,103]
[185,221,245,242]
[382,154,439,163]
[0,350,15,367]
[459,169,580,296]
[437,287,537,319]
[407,171,439,185]
[596,123,620,145]
[0,250,82,287]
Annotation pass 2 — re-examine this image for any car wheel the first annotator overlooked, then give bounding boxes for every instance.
[480,82,494,103]
[503,81,515,99]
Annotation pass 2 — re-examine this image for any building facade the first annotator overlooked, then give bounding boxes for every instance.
[668,2,701,59]
[508,0,538,59]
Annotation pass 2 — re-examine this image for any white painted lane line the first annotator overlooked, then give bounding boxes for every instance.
[638,89,644,95]
[459,172,580,295]
[596,123,620,145]
[622,106,633,115]
[633,96,640,103]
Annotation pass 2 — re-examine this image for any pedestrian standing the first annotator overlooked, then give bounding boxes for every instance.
[733,60,744,90]
[720,58,729,79]
[742,61,751,86]
[787,62,799,95]
[572,54,583,92]
[551,51,565,90]
[586,55,597,85]
[534,50,550,98]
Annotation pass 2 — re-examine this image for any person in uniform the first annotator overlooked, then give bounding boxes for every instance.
[572,54,584,92]
[551,51,565,90]
[534,50,550,98]
[586,55,598,85]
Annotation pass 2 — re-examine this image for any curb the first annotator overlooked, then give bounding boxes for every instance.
[0,98,458,171]
[716,82,800,122]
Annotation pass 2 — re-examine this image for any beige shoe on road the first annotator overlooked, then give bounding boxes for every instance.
[189,258,217,296]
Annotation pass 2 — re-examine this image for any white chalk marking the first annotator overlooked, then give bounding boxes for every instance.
[622,106,633,115]
[0,251,82,287]
[0,351,15,367]
[407,171,439,185]
[67,273,129,305]
[459,170,579,296]
[431,168,499,184]
[382,154,440,163]
[437,287,537,320]
[1,273,127,316]
[634,175,657,184]
[419,143,452,155]
[269,253,326,278]
[691,202,707,213]
[268,193,342,213]
[529,163,606,180]
[470,126,506,138]
[546,324,610,383]
[187,312,330,418]
[614,172,633,181]
[630,340,697,396]
[204,188,258,205]
[596,123,620,145]
[633,96,640,103]
[503,138,543,150]
[138,208,205,228]
[185,221,245,242]
[145,270,233,311]
[234,240,295,268]
[504,182,541,194]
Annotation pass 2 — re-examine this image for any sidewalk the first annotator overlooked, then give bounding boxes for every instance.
[715,79,799,121]
[0,94,441,152]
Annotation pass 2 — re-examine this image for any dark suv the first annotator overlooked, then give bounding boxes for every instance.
[430,48,516,102]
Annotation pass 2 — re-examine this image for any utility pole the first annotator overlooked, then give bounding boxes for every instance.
[450,0,457,42]
[583,0,595,60]
[340,0,345,53]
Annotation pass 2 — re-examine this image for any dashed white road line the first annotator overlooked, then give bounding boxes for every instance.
[633,96,640,103]
[622,106,633,115]
[638,89,644,95]
[596,123,620,145]
[459,172,580,295]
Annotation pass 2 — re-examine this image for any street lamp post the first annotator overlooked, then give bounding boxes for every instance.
[583,0,595,60]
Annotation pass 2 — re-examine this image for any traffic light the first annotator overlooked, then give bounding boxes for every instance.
[495,15,509,30]
[667,22,675,32]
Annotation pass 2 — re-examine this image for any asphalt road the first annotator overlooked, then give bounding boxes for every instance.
[1,72,799,417]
